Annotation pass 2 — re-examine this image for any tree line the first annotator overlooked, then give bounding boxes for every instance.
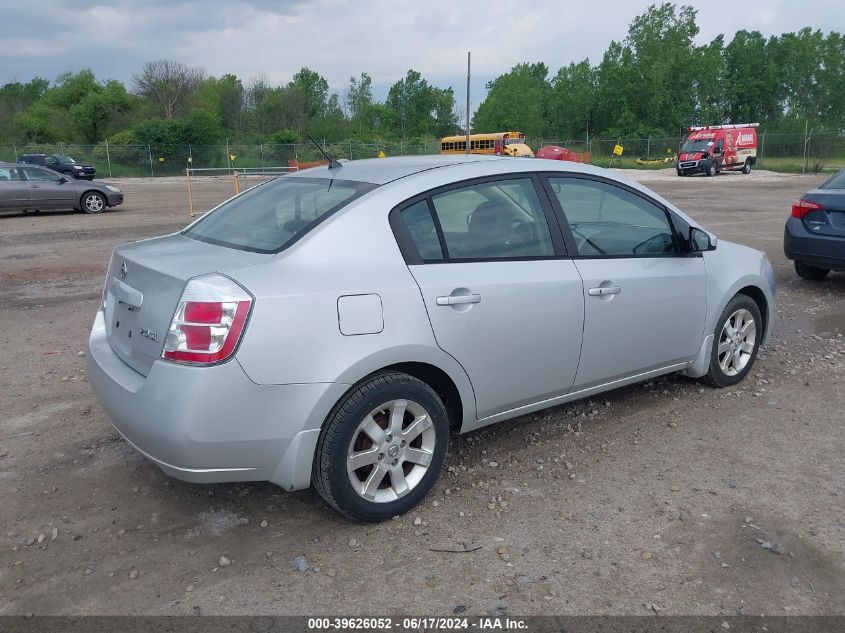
[0,3,842,152]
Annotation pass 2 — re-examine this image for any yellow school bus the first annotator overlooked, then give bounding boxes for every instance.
[440,131,534,157]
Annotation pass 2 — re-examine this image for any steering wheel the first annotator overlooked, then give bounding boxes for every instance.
[570,226,607,255]
[507,219,535,247]
[632,232,672,254]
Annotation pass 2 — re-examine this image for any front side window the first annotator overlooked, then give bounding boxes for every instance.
[183,176,375,253]
[22,167,59,182]
[429,178,555,259]
[548,177,677,257]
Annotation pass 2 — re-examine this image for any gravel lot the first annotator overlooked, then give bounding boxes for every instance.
[1,168,843,616]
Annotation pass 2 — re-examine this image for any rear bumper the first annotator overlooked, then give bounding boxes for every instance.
[783,217,845,271]
[86,310,348,489]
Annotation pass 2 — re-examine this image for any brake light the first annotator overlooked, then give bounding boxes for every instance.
[162,275,252,365]
[792,199,822,219]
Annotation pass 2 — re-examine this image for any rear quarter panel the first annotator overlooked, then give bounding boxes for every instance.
[228,184,478,426]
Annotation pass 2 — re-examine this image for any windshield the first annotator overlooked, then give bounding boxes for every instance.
[57,156,76,165]
[822,170,845,190]
[504,137,525,145]
[183,176,376,253]
[681,140,714,153]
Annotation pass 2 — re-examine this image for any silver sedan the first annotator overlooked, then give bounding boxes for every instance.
[0,162,123,214]
[87,156,775,521]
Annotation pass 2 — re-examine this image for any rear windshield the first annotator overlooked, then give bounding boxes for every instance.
[822,170,845,190]
[183,176,376,253]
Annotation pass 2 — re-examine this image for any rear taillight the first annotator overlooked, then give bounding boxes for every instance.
[162,274,252,365]
[791,199,823,219]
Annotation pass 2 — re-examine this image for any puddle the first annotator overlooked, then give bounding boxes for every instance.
[814,312,845,334]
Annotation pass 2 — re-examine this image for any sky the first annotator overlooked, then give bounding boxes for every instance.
[2,0,844,116]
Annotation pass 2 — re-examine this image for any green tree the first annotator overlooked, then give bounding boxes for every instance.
[723,31,780,123]
[0,78,49,141]
[472,63,551,138]
[70,80,135,143]
[347,72,374,135]
[193,74,246,138]
[288,67,329,133]
[548,59,595,139]
[623,3,700,134]
[692,35,727,125]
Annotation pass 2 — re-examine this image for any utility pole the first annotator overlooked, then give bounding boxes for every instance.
[465,51,471,155]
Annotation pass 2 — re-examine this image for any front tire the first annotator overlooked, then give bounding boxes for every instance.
[794,261,829,280]
[704,294,762,388]
[81,191,106,214]
[312,371,449,522]
[706,163,717,177]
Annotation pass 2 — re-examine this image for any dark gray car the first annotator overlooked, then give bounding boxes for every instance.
[784,169,845,279]
[0,162,123,214]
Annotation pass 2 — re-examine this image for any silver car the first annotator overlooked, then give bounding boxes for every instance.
[0,162,123,214]
[87,156,775,521]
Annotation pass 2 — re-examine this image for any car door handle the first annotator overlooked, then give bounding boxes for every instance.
[30,185,40,188]
[588,286,621,296]
[436,294,481,306]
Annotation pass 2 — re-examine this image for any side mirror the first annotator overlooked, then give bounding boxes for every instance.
[689,227,717,252]
[58,176,69,184]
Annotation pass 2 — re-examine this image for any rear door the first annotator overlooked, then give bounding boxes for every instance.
[21,166,77,209]
[544,175,706,388]
[0,166,29,209]
[392,175,585,420]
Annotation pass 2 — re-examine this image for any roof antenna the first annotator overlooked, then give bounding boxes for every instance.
[305,133,342,170]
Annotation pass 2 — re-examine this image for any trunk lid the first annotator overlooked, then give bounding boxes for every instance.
[103,234,271,376]
[802,189,845,238]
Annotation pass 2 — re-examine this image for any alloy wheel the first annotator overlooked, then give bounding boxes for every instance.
[717,308,756,376]
[346,399,435,503]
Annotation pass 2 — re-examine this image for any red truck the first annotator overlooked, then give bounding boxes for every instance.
[676,123,758,177]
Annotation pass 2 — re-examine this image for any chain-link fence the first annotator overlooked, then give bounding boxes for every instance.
[1,132,842,177]
[534,132,845,173]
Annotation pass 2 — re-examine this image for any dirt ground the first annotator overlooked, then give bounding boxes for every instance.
[1,168,843,617]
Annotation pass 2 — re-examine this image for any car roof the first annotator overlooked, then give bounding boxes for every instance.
[287,154,508,185]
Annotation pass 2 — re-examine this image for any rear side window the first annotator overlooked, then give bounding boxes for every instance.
[400,200,444,261]
[0,167,22,181]
[183,177,376,253]
[429,178,555,259]
[548,177,677,257]
[822,170,845,190]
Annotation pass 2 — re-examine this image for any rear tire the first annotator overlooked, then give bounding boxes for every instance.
[742,159,752,174]
[794,261,829,281]
[312,371,449,522]
[704,294,762,388]
[81,191,106,214]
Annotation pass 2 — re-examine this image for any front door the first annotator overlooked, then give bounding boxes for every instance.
[394,176,585,420]
[22,166,77,209]
[545,175,707,388]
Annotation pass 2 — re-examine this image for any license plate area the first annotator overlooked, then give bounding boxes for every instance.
[105,291,141,358]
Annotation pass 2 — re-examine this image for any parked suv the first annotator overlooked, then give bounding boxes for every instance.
[19,154,96,180]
